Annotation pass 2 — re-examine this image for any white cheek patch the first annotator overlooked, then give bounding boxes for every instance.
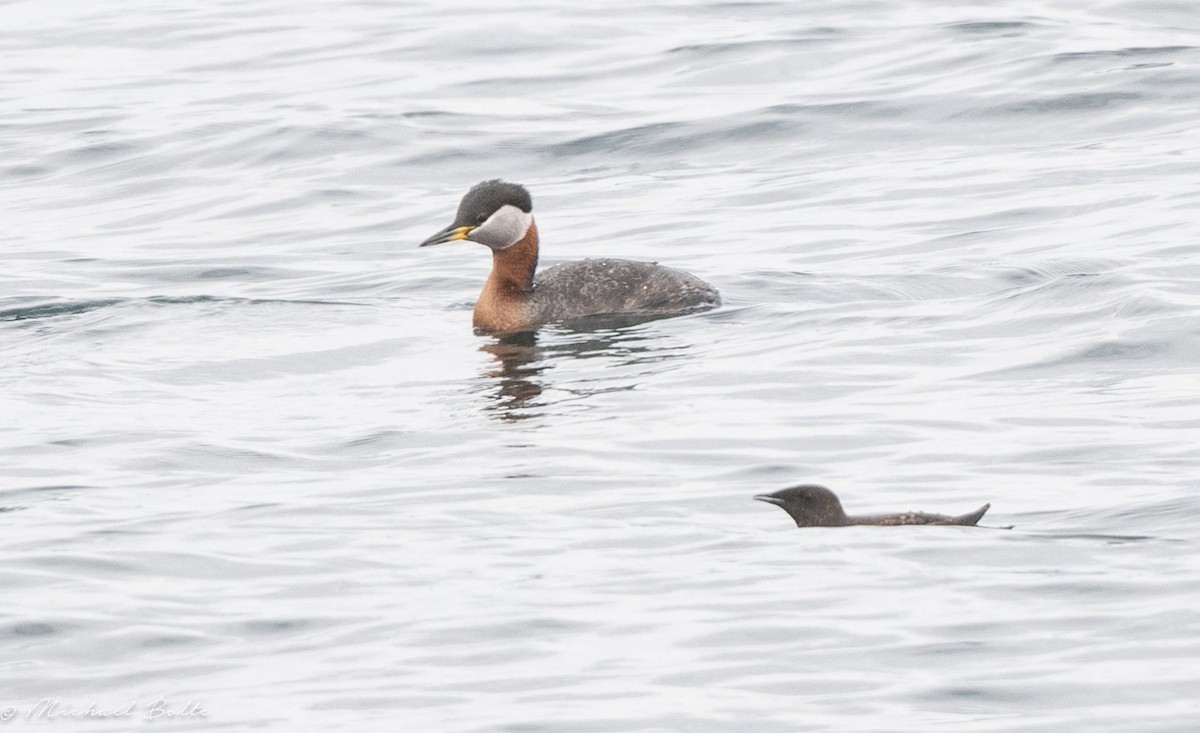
[471,205,532,250]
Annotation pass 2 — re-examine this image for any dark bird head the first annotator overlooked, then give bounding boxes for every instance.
[754,484,849,527]
[419,180,534,251]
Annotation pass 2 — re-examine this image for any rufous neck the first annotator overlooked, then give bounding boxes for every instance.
[486,219,539,295]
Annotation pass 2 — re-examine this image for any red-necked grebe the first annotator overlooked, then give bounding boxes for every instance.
[754,485,995,528]
[419,180,720,332]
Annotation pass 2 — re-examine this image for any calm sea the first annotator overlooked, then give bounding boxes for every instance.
[4,1,1200,730]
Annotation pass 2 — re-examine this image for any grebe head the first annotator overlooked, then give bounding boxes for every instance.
[420,180,534,251]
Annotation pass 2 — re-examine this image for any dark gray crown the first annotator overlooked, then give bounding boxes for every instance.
[454,180,532,227]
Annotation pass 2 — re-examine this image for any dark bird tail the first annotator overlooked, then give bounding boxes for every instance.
[955,503,991,526]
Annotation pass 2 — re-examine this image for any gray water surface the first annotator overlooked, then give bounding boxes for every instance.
[4,1,1200,731]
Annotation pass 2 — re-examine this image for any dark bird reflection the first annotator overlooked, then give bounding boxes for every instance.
[476,315,692,421]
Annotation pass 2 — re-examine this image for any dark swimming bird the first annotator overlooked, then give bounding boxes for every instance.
[419,180,721,332]
[754,484,993,528]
